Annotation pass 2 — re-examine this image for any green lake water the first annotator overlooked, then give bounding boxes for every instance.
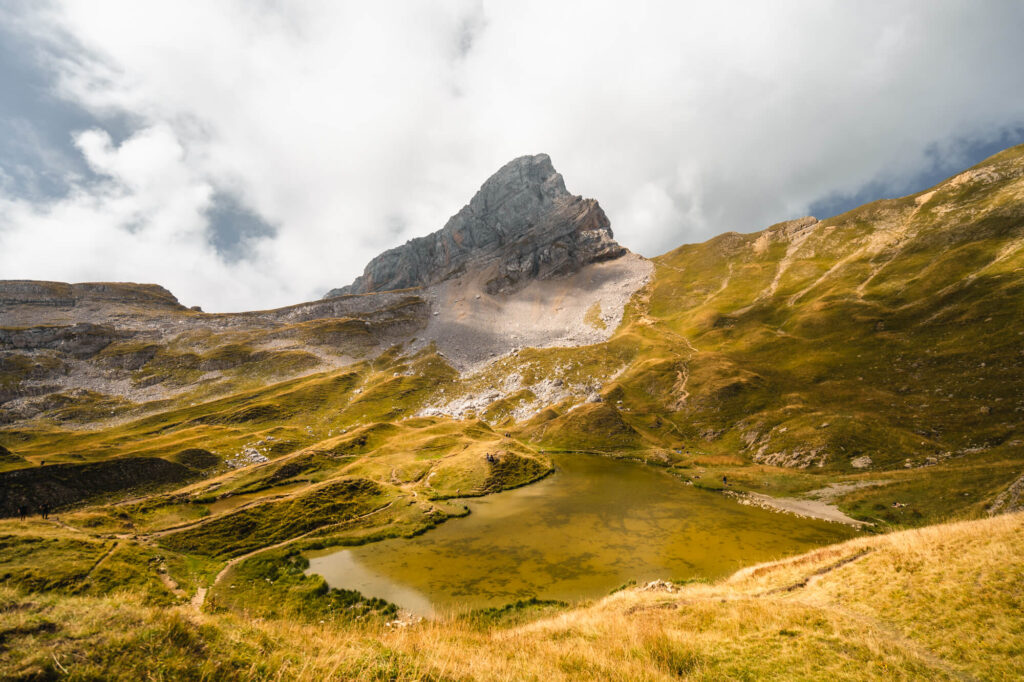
[306,453,856,616]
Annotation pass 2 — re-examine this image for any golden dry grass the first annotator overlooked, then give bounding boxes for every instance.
[2,512,1021,680]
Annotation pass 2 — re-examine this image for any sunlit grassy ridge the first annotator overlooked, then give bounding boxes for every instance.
[501,144,1024,525]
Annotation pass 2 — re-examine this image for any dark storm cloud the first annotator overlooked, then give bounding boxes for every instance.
[0,20,93,199]
[206,193,278,264]
[808,130,1024,221]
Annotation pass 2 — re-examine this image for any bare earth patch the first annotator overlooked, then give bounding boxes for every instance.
[416,252,652,373]
[726,487,875,527]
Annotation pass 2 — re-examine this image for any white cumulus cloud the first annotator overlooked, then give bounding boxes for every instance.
[1,1,1023,310]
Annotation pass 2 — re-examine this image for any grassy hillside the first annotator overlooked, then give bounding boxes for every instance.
[1,510,1020,680]
[510,144,1024,525]
[3,146,1023,528]
[1,146,1023,679]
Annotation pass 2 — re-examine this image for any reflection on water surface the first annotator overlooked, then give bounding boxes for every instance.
[307,453,855,615]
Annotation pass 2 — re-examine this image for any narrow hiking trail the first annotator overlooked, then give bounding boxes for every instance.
[192,500,396,610]
[157,562,187,599]
[39,492,402,612]
[633,280,700,411]
[82,540,120,582]
[147,487,311,538]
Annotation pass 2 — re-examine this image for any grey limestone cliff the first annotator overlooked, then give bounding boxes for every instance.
[325,154,626,297]
[0,281,185,310]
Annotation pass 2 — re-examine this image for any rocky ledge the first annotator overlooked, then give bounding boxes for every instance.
[0,281,185,310]
[326,154,626,297]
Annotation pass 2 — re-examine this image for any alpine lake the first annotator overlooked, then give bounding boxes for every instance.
[306,453,858,617]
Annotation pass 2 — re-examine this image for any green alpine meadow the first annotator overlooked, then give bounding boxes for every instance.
[2,141,1022,679]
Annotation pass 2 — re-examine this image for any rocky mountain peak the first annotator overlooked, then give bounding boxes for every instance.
[326,154,626,297]
[467,153,568,212]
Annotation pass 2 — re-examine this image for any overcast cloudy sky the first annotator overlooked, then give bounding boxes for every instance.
[2,1,1023,311]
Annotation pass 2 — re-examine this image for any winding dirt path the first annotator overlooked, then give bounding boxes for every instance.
[148,487,311,538]
[762,548,875,594]
[192,500,395,610]
[82,540,120,580]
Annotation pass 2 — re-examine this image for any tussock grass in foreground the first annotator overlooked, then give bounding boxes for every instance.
[2,512,1021,680]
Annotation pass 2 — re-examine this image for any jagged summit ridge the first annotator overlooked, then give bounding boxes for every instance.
[326,154,626,297]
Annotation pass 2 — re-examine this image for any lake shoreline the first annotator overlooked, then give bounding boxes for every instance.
[722,489,871,527]
[307,452,856,615]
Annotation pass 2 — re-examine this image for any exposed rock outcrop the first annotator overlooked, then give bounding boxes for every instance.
[326,154,626,297]
[0,323,121,358]
[0,281,185,309]
[988,471,1024,515]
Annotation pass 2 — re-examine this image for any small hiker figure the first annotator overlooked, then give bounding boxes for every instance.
[18,505,27,521]
[40,503,50,520]
[722,475,728,486]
